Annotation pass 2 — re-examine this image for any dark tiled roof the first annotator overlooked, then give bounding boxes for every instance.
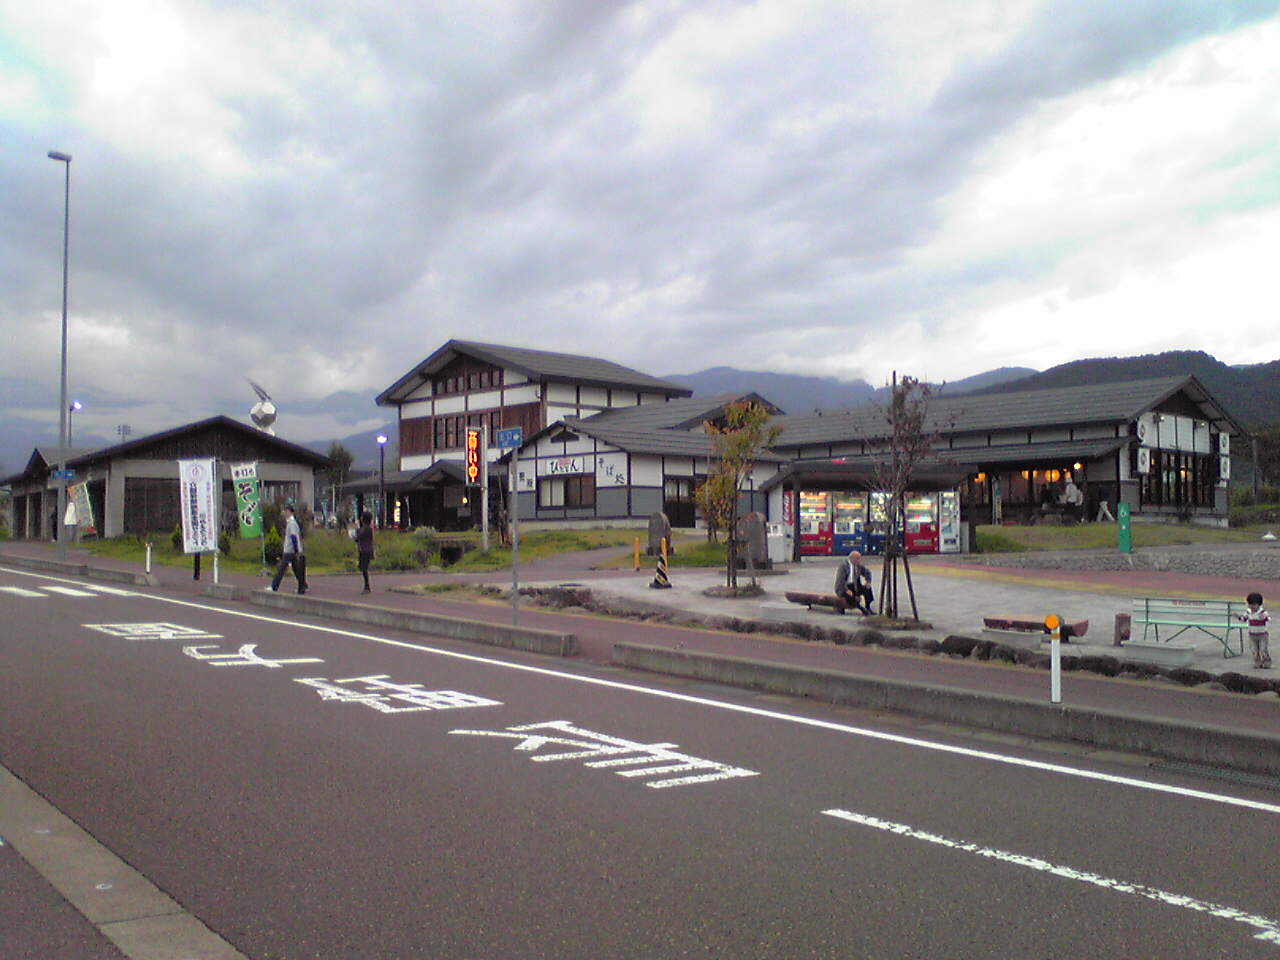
[377,340,693,404]
[66,416,330,468]
[560,417,788,461]
[772,375,1237,447]
[577,393,781,431]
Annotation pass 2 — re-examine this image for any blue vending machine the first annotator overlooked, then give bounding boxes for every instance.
[831,492,867,555]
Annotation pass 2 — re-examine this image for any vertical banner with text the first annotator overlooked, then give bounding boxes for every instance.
[68,482,96,535]
[178,458,219,554]
[231,462,263,539]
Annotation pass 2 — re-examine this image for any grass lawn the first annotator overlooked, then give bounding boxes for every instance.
[976,521,1271,553]
[87,529,367,575]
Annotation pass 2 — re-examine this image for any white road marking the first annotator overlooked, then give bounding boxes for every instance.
[42,586,98,597]
[449,720,758,788]
[5,566,1280,815]
[0,586,47,598]
[821,808,1280,947]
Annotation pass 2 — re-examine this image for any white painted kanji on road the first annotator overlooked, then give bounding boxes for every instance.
[449,720,758,789]
[84,622,223,641]
[182,643,325,669]
[294,675,502,714]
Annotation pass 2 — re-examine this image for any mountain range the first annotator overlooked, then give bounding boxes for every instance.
[3,351,1276,474]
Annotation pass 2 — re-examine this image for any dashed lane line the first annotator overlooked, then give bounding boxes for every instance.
[822,808,1280,948]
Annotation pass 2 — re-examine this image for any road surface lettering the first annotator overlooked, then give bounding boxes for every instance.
[294,675,502,714]
[182,643,325,669]
[84,622,223,641]
[449,720,759,789]
[822,809,1280,948]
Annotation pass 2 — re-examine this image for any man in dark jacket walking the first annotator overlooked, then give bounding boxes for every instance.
[355,510,375,594]
[270,504,308,594]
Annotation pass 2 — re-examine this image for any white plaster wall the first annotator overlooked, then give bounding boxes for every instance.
[469,390,503,408]
[546,405,578,423]
[401,399,434,418]
[594,451,628,488]
[580,386,608,407]
[989,429,1027,445]
[631,457,662,486]
[663,457,695,475]
[401,454,433,471]
[403,381,434,403]
[639,392,665,405]
[432,396,466,415]
[502,367,532,386]
[503,384,540,404]
[547,383,576,403]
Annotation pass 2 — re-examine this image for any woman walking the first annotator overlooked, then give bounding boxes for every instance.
[355,510,375,594]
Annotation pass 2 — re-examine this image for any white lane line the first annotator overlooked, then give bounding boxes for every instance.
[81,584,138,596]
[42,586,99,597]
[821,808,1280,947]
[0,586,47,598]
[4,565,1280,816]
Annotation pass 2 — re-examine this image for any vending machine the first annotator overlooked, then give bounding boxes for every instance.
[938,490,961,554]
[903,493,939,554]
[831,492,867,555]
[798,491,832,556]
[865,492,891,555]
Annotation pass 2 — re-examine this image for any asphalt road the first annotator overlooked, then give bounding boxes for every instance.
[2,566,1279,959]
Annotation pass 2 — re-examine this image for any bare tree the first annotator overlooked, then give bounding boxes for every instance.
[869,373,943,620]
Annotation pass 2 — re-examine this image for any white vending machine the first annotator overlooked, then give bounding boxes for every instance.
[938,490,962,554]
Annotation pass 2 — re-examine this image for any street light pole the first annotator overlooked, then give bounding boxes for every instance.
[376,434,388,530]
[48,150,71,561]
[69,400,82,447]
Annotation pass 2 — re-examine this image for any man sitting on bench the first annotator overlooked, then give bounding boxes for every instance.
[834,549,875,615]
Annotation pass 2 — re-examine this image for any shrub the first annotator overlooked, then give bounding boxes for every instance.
[171,524,183,551]
[218,532,232,557]
[264,526,283,564]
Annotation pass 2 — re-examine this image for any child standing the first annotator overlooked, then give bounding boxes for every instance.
[1239,592,1271,669]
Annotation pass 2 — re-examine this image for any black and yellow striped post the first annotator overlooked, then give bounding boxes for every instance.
[650,537,672,589]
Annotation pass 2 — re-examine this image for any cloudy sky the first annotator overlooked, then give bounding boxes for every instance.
[4,0,1280,453]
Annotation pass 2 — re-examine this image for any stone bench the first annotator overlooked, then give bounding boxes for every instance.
[785,591,852,615]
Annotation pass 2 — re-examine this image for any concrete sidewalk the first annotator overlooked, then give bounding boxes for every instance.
[3,540,1279,776]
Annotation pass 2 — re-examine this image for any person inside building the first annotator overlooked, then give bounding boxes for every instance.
[834,549,875,615]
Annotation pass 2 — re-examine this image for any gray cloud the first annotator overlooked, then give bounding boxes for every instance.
[2,0,1278,465]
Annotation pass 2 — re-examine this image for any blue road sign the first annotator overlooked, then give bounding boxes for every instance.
[496,427,524,450]
[51,469,76,480]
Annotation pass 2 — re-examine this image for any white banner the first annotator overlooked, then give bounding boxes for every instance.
[178,458,219,554]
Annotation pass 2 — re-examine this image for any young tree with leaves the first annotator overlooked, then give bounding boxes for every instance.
[702,400,780,589]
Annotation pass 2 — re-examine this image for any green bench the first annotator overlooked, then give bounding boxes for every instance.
[1131,597,1247,659]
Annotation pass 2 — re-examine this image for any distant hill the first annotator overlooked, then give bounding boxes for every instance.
[968,350,1280,428]
[665,365,1038,415]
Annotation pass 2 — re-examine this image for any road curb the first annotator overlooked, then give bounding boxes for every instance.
[0,552,159,588]
[611,642,1280,777]
[204,584,577,657]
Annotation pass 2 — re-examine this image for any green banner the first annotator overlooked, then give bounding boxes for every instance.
[1117,502,1132,554]
[231,462,262,539]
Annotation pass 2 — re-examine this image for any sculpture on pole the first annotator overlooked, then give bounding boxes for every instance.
[247,379,277,436]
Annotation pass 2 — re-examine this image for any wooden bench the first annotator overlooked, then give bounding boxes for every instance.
[1130,597,1246,659]
[982,615,1089,638]
[785,591,852,615]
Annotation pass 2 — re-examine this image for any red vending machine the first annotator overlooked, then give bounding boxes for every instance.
[903,493,939,554]
[799,491,832,555]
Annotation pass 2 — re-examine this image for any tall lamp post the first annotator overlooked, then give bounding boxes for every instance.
[376,434,388,529]
[69,400,83,446]
[48,149,72,560]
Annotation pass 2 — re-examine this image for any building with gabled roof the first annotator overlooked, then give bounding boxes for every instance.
[1,416,329,540]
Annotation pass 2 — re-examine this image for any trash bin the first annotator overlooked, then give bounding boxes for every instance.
[766,522,793,564]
